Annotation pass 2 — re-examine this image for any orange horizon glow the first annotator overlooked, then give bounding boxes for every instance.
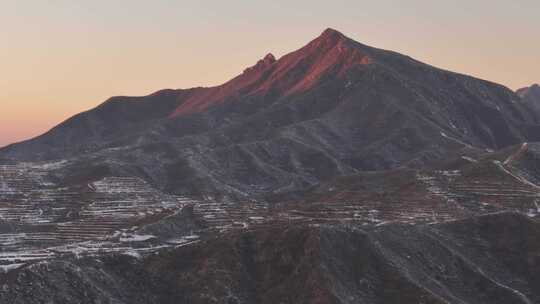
[1,1,539,147]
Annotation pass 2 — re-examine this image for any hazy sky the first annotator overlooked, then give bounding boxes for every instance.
[1,0,539,147]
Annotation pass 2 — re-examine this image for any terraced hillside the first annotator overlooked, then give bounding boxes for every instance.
[0,160,200,270]
[1,212,539,304]
[2,142,540,276]
[290,143,540,220]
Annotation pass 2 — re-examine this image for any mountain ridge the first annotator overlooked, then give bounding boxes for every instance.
[1,28,539,198]
[169,28,372,116]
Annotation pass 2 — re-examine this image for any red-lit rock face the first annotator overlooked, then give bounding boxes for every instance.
[170,28,371,117]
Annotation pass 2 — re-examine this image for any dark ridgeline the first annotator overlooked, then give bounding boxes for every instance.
[1,29,540,304]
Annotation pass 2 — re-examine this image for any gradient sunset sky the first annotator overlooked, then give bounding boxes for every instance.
[1,0,539,147]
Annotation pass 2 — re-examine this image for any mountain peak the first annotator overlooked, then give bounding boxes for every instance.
[320,28,345,39]
[243,53,276,74]
[259,53,277,67]
[170,28,372,117]
[314,28,348,45]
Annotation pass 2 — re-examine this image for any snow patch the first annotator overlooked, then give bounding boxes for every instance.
[0,263,25,273]
[119,234,156,242]
[440,132,470,147]
[461,156,478,163]
[122,250,142,260]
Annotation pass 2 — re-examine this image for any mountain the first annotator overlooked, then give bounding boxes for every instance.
[2,28,540,304]
[2,28,539,199]
[518,84,540,113]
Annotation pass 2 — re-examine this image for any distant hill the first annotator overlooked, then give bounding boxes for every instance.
[518,83,540,114]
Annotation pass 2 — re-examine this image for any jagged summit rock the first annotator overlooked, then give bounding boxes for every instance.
[262,52,276,63]
[169,28,371,116]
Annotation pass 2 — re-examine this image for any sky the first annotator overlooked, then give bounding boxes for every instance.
[1,0,539,147]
